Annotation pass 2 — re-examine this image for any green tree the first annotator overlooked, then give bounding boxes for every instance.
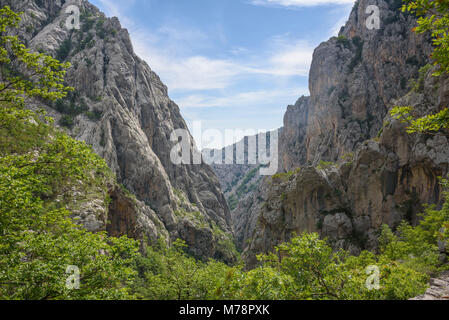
[234,265,295,300]
[390,105,449,135]
[256,233,430,300]
[0,5,139,300]
[0,6,73,107]
[134,239,205,300]
[403,0,449,76]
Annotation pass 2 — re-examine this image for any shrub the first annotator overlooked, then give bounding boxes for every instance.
[317,161,335,170]
[56,38,72,61]
[59,114,74,128]
[272,168,301,182]
[336,35,350,49]
[86,109,103,121]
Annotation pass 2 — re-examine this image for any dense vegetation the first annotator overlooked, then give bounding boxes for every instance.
[129,191,449,300]
[134,185,449,299]
[0,6,139,299]
[0,1,448,300]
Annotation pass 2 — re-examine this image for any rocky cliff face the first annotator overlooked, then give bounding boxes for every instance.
[283,0,433,168]
[279,96,309,170]
[3,0,235,262]
[208,131,278,205]
[225,0,449,266]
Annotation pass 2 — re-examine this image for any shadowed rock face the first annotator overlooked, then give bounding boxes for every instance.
[285,0,433,167]
[106,185,169,244]
[213,0,449,266]
[2,0,234,262]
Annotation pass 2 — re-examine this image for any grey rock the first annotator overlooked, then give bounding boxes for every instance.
[411,273,449,300]
[322,213,353,240]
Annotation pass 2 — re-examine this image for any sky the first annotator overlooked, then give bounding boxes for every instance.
[89,0,355,149]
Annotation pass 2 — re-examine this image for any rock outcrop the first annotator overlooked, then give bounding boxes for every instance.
[3,0,235,262]
[411,273,449,300]
[280,96,309,170]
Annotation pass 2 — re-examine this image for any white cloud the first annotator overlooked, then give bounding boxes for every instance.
[131,29,244,91]
[131,28,313,91]
[251,37,314,76]
[250,0,355,7]
[97,0,135,26]
[176,87,308,109]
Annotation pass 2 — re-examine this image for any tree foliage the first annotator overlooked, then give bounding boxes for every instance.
[130,225,441,300]
[131,177,449,300]
[0,122,140,299]
[403,0,449,76]
[0,6,73,108]
[390,105,449,134]
[0,5,138,300]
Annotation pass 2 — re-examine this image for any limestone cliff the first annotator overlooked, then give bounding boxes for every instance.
[283,0,432,168]
[2,0,235,262]
[225,0,449,266]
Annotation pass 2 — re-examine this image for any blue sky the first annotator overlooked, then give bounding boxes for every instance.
[90,0,355,148]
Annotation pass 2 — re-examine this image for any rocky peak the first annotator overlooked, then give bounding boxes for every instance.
[304,0,432,165]
[280,96,309,171]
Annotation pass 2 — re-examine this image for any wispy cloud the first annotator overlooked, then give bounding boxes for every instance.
[252,36,314,76]
[97,0,135,26]
[132,29,313,92]
[176,87,308,109]
[250,0,355,8]
[93,1,337,110]
[131,28,244,91]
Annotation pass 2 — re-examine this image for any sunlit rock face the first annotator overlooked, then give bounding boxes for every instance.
[4,0,236,263]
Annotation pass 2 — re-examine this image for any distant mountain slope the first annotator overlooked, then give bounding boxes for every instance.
[205,130,280,249]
